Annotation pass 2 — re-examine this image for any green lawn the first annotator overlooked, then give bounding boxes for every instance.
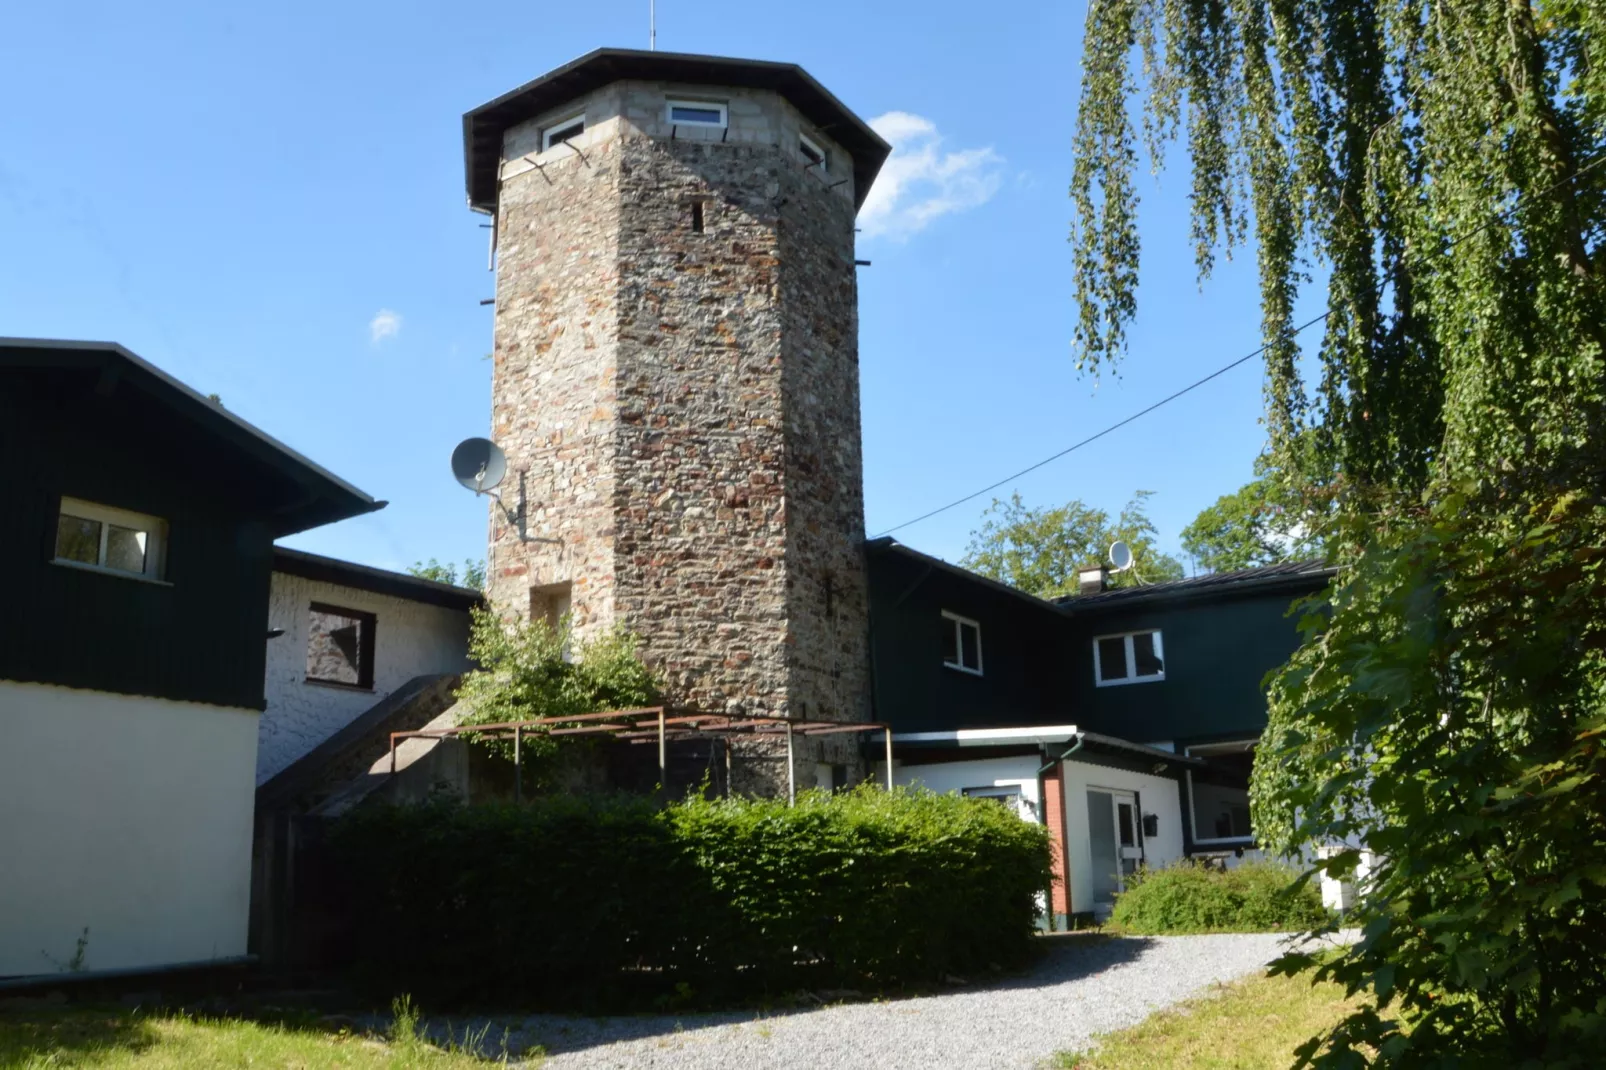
[0,1001,529,1069]
[1050,969,1366,1070]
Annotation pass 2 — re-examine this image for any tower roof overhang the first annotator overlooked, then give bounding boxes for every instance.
[462,48,892,214]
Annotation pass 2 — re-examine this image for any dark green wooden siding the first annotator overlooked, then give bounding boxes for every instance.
[868,549,1077,732]
[1,370,281,709]
[867,547,1319,746]
[1063,589,1312,745]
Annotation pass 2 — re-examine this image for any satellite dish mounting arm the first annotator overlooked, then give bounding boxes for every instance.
[479,471,560,546]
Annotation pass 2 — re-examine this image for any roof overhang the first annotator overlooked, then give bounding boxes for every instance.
[0,338,384,537]
[892,725,1082,747]
[273,547,483,611]
[866,537,1069,615]
[462,48,891,213]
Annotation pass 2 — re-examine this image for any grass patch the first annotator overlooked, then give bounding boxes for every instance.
[1049,967,1367,1069]
[0,999,526,1068]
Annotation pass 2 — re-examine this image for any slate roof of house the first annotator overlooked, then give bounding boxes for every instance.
[0,337,384,537]
[1056,559,1336,610]
[462,48,892,212]
[273,546,484,612]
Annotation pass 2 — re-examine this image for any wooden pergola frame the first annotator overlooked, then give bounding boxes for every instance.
[387,707,893,805]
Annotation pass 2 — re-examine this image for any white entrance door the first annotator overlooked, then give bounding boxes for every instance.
[1088,789,1144,914]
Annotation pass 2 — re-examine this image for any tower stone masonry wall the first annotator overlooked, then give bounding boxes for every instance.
[486,80,872,782]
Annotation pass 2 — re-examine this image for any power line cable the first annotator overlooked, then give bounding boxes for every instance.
[872,150,1606,539]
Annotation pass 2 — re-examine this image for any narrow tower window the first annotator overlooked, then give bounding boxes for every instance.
[667,100,727,127]
[690,201,705,233]
[799,133,828,173]
[542,113,585,151]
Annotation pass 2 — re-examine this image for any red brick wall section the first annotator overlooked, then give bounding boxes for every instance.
[1042,763,1070,919]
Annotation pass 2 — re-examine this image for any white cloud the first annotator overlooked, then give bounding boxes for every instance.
[369,308,402,345]
[858,112,1004,240]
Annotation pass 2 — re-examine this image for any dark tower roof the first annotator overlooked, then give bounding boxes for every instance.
[462,48,892,213]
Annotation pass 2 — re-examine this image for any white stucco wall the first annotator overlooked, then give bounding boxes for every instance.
[0,680,258,978]
[258,572,473,783]
[1060,761,1185,914]
[888,755,1045,821]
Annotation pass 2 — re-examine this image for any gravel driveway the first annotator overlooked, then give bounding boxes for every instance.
[449,932,1302,1069]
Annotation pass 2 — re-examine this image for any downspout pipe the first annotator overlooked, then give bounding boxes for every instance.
[1038,733,1084,775]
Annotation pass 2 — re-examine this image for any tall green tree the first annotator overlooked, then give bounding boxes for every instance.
[1180,449,1321,572]
[407,558,487,591]
[962,491,1183,599]
[1071,0,1606,1062]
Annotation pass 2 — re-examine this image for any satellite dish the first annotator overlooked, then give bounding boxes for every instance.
[451,437,507,494]
[1109,540,1134,572]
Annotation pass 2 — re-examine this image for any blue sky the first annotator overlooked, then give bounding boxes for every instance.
[0,1,1318,575]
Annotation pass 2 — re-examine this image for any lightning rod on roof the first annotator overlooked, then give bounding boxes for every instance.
[650,0,657,50]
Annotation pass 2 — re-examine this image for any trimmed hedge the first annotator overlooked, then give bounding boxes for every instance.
[1107,859,1330,934]
[329,787,1051,1004]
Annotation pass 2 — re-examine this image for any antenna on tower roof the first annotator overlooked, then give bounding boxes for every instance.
[650,0,657,50]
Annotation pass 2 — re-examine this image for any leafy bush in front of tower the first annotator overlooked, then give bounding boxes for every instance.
[452,606,661,766]
[329,785,1051,1007]
[1108,859,1329,935]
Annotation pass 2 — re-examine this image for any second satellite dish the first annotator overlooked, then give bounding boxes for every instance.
[1109,540,1134,572]
[451,437,507,494]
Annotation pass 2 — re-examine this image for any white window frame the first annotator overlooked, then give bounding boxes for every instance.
[799,132,829,174]
[666,99,728,127]
[1092,629,1165,687]
[1185,739,1258,846]
[941,610,983,676]
[53,496,168,582]
[541,113,586,152]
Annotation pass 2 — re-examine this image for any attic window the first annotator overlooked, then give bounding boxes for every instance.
[53,497,167,581]
[542,113,585,151]
[306,603,376,690]
[1094,630,1165,686]
[799,133,828,173]
[668,100,727,127]
[941,611,983,675]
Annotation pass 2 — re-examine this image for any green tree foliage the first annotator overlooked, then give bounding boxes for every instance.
[962,490,1184,598]
[407,558,486,591]
[1180,476,1288,574]
[454,608,660,770]
[1071,0,1606,1062]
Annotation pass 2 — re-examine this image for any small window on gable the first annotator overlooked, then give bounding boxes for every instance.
[53,497,167,581]
[941,610,983,675]
[799,132,828,173]
[306,603,376,690]
[1093,629,1165,686]
[542,113,585,151]
[667,99,727,127]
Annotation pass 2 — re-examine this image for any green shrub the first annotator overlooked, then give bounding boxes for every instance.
[329,786,1051,1006]
[1108,860,1329,935]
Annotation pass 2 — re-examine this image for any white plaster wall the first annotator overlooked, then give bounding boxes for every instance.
[887,755,1044,822]
[0,680,257,977]
[1060,762,1185,915]
[258,573,472,783]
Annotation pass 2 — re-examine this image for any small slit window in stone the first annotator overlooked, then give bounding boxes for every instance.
[667,99,727,127]
[542,113,585,151]
[690,201,705,233]
[306,602,376,689]
[799,133,828,173]
[941,610,982,675]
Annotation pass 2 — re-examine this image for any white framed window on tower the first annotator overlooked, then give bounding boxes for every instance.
[1093,629,1165,686]
[541,113,586,151]
[53,497,168,582]
[667,99,727,127]
[941,610,983,675]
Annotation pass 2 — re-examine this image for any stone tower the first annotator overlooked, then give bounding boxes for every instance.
[462,50,889,750]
